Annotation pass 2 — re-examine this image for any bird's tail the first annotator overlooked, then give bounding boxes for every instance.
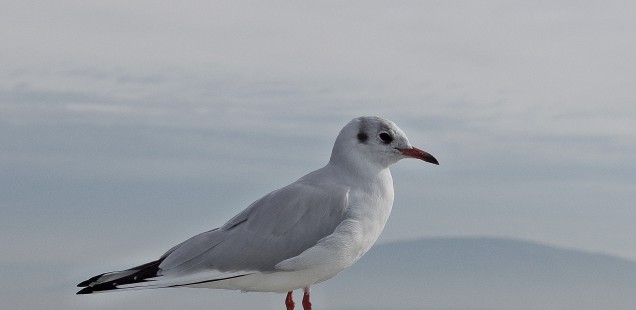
[76,259,164,294]
[77,258,256,294]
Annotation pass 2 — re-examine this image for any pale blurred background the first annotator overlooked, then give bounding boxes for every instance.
[1,1,635,309]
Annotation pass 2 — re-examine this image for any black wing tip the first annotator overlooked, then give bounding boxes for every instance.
[76,283,116,294]
[76,287,95,294]
[76,258,165,295]
[77,273,105,287]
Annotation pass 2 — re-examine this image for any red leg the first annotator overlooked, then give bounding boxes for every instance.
[285,291,295,310]
[302,287,312,310]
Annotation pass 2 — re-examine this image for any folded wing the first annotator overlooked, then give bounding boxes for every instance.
[77,175,350,293]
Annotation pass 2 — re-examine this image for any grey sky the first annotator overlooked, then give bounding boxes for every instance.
[1,1,635,309]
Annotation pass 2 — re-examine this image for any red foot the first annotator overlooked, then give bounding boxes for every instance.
[285,291,295,310]
[302,288,312,310]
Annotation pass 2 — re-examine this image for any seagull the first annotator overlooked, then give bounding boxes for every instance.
[77,116,438,310]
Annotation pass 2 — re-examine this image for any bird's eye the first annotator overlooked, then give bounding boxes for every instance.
[378,132,393,144]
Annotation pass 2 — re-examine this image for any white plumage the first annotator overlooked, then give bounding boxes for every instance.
[77,116,438,309]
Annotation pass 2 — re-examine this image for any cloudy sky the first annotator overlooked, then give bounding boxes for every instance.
[1,1,635,309]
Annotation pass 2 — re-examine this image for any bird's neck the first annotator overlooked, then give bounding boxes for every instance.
[327,152,393,188]
[325,157,393,192]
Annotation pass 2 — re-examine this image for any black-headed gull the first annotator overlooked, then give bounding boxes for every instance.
[77,116,438,310]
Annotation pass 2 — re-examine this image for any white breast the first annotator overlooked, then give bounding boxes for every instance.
[275,169,394,280]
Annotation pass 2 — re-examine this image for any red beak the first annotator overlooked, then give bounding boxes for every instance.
[398,147,439,165]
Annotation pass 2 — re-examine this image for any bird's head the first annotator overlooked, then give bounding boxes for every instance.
[330,116,438,170]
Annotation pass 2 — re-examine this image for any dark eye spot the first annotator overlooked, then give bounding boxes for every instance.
[357,132,369,143]
[379,132,393,144]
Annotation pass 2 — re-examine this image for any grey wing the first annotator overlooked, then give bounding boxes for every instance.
[158,179,350,276]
